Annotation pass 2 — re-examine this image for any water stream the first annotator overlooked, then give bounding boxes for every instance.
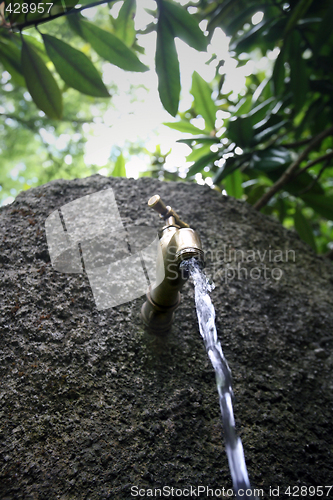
[181,258,258,500]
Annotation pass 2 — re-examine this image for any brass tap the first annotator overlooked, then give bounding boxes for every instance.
[141,195,204,333]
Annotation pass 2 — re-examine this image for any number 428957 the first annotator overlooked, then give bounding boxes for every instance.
[5,3,54,14]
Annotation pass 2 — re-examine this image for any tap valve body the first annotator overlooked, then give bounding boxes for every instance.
[141,195,204,333]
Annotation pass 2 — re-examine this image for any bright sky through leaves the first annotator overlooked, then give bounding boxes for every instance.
[82,0,253,180]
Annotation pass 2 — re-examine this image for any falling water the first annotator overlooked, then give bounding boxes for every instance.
[181,258,258,500]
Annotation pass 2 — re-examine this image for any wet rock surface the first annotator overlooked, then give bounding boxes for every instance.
[1,175,333,499]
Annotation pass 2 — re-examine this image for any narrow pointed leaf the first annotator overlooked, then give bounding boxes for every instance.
[42,34,109,97]
[112,153,127,177]
[156,12,180,116]
[0,40,25,86]
[186,151,218,178]
[272,46,285,96]
[252,120,288,144]
[230,19,269,54]
[224,169,243,199]
[164,121,206,134]
[249,148,292,172]
[21,39,62,119]
[288,32,309,113]
[177,136,220,146]
[212,157,244,184]
[300,194,333,220]
[249,97,276,123]
[233,95,252,116]
[313,5,333,55]
[284,0,314,35]
[67,13,84,37]
[114,0,136,47]
[186,144,212,162]
[294,206,317,251]
[227,115,253,148]
[162,0,207,52]
[191,71,217,130]
[225,5,265,37]
[79,20,148,72]
[12,33,49,62]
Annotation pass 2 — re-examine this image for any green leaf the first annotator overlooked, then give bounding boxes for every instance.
[0,39,25,87]
[114,0,136,47]
[291,172,324,195]
[233,95,252,116]
[161,0,207,52]
[284,0,314,35]
[207,0,236,32]
[272,46,285,96]
[155,11,180,116]
[230,19,271,54]
[11,33,50,62]
[79,19,148,72]
[225,5,265,37]
[112,153,127,177]
[313,5,333,55]
[246,183,269,206]
[177,136,220,146]
[249,147,292,171]
[190,71,217,130]
[212,156,247,184]
[252,120,288,144]
[288,31,309,113]
[251,77,271,106]
[263,16,287,44]
[21,38,62,119]
[294,206,317,251]
[163,121,206,134]
[249,97,276,123]
[67,12,84,37]
[224,169,243,199]
[227,115,253,148]
[300,194,333,220]
[276,197,287,224]
[186,151,218,178]
[186,144,212,162]
[42,34,109,98]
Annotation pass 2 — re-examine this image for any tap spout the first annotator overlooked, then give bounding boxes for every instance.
[141,195,204,333]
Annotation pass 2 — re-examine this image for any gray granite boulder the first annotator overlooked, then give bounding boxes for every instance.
[1,175,333,499]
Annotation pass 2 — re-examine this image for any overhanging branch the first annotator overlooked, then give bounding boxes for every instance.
[254,126,333,211]
[293,150,333,177]
[295,159,333,197]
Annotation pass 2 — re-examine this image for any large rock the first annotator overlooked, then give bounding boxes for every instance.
[1,175,332,499]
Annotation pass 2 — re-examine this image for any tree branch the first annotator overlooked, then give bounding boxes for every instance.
[295,159,333,197]
[281,137,313,149]
[293,150,333,177]
[254,126,333,211]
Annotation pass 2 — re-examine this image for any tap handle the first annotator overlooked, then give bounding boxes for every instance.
[148,195,169,217]
[148,195,189,228]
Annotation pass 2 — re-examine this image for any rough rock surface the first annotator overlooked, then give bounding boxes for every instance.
[1,175,333,500]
